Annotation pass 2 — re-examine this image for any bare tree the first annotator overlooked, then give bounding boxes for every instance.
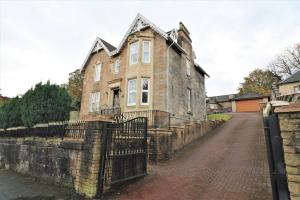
[268,43,300,79]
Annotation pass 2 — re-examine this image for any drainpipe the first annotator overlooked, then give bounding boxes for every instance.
[166,29,177,113]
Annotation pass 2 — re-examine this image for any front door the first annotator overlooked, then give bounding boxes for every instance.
[112,89,120,108]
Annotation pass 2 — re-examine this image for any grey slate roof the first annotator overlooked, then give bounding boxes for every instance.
[208,94,236,103]
[234,93,269,100]
[99,39,117,52]
[278,70,300,85]
[194,63,209,77]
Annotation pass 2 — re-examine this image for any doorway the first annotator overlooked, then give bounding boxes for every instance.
[112,88,120,108]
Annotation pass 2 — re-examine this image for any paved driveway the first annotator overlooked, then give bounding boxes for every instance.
[106,113,272,200]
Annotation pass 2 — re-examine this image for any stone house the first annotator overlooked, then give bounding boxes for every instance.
[278,71,300,95]
[79,14,208,126]
[273,71,300,102]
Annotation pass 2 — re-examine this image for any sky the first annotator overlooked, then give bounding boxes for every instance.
[0,0,299,97]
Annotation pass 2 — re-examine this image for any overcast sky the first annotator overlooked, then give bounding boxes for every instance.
[0,0,299,97]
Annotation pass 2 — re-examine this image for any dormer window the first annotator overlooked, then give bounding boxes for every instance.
[130,42,139,65]
[95,63,102,81]
[142,41,151,63]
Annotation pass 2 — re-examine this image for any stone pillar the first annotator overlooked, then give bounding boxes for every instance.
[74,122,105,198]
[276,104,300,200]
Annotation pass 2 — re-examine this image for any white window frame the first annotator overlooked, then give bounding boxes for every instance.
[130,42,139,65]
[89,92,100,112]
[142,41,151,63]
[114,59,120,73]
[294,85,300,93]
[187,88,191,112]
[141,78,150,105]
[127,79,137,106]
[186,58,191,76]
[94,63,102,81]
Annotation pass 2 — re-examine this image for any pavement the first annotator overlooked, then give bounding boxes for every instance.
[0,169,84,200]
[0,112,272,200]
[105,112,272,200]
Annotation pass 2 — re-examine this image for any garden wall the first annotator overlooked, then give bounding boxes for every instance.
[275,103,300,200]
[0,126,103,199]
[148,120,225,162]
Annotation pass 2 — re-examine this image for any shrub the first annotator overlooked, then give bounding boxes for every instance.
[21,82,72,127]
[0,97,23,129]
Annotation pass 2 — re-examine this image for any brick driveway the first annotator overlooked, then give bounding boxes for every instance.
[106,112,272,200]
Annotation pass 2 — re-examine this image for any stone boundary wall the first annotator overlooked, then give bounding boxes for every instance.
[275,103,300,200]
[0,126,104,199]
[148,120,225,162]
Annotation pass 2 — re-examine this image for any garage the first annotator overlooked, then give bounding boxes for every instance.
[232,93,269,112]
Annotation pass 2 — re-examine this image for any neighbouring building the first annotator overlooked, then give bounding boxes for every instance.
[207,94,236,113]
[79,14,209,126]
[278,70,300,96]
[232,93,269,112]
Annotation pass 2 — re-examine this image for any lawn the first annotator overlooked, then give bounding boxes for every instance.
[207,113,232,121]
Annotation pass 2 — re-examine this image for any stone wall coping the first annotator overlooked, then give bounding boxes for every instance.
[275,103,300,113]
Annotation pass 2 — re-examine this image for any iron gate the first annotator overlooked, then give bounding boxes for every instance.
[263,114,290,200]
[98,117,148,195]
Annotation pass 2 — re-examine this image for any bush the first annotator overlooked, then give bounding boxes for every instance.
[0,97,23,129]
[21,82,72,127]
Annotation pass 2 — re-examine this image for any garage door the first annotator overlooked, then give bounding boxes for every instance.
[236,99,262,112]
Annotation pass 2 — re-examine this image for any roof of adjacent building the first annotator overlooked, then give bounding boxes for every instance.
[208,94,236,103]
[278,70,300,85]
[233,93,269,101]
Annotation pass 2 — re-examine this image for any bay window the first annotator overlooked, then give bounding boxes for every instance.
[142,41,150,63]
[130,42,139,65]
[141,78,150,105]
[128,79,137,106]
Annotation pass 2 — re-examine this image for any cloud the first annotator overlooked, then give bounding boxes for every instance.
[0,0,299,97]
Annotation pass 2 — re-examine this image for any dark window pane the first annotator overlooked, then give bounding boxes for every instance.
[142,92,148,103]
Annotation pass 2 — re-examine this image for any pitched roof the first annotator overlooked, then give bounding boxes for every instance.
[208,94,236,103]
[81,13,185,71]
[194,63,209,77]
[234,93,269,101]
[100,39,116,52]
[278,70,300,85]
[80,13,208,78]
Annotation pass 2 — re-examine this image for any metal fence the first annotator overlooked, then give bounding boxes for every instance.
[98,117,148,194]
[122,110,170,128]
[263,114,290,200]
[0,121,86,139]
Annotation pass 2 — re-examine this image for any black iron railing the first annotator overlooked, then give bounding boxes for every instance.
[100,107,121,116]
[0,121,86,139]
[122,110,170,128]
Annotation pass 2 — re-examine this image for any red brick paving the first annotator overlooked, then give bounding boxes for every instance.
[106,113,272,200]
